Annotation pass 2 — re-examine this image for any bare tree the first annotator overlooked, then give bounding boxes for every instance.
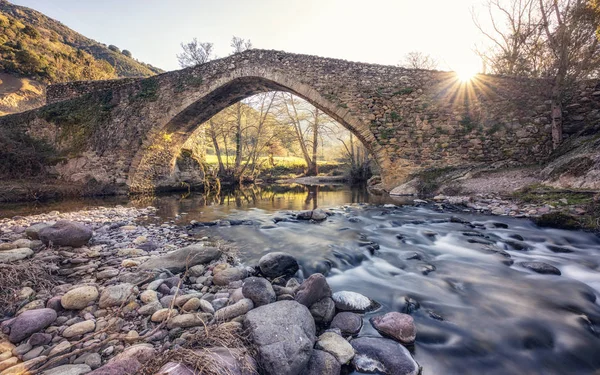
[177,38,214,68]
[230,36,253,54]
[401,51,438,70]
[473,0,600,148]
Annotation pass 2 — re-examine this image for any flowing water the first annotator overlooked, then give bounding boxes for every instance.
[2,183,600,375]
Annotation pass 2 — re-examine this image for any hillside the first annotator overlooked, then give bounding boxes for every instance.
[0,0,163,114]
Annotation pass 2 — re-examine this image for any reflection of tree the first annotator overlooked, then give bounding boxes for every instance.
[304,185,319,210]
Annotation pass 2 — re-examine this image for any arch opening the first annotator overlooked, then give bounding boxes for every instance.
[128,75,388,193]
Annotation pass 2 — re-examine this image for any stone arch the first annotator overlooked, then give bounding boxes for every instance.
[127,68,393,192]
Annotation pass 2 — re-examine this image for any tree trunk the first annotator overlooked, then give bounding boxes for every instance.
[234,102,242,172]
[209,119,225,175]
[307,109,319,176]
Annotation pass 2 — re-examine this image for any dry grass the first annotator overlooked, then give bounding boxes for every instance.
[0,260,58,318]
[138,323,257,375]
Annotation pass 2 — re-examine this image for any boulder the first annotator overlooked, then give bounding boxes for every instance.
[6,308,57,343]
[350,337,419,375]
[242,277,276,307]
[258,252,299,278]
[330,312,363,336]
[61,286,99,310]
[297,209,328,221]
[370,312,416,344]
[139,245,221,273]
[301,349,341,375]
[0,248,33,263]
[38,221,93,247]
[295,273,332,307]
[245,300,315,375]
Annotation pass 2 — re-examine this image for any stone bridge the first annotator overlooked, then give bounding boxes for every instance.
[2,49,598,194]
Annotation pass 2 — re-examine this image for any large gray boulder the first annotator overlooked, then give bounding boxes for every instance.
[38,221,93,247]
[140,245,221,273]
[245,300,316,375]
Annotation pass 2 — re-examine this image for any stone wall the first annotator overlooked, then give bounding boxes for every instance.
[2,49,597,194]
[46,78,141,104]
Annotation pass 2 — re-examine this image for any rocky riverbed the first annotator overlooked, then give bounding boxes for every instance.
[0,205,422,375]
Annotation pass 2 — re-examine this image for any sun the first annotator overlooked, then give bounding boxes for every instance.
[456,67,478,82]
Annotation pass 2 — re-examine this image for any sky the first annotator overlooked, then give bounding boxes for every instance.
[11,0,488,73]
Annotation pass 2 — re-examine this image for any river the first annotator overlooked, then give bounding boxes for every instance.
[2,183,600,375]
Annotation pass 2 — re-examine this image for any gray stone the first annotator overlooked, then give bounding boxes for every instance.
[297,209,328,221]
[0,248,33,263]
[98,283,138,308]
[301,349,341,375]
[350,337,419,375]
[242,277,276,307]
[519,261,561,275]
[309,297,335,326]
[43,364,92,375]
[140,245,221,273]
[138,301,162,315]
[214,298,254,321]
[28,332,52,346]
[63,320,95,338]
[245,300,315,375]
[295,273,332,307]
[315,332,355,364]
[213,267,247,286]
[330,312,363,336]
[370,312,416,344]
[74,353,102,369]
[166,313,212,329]
[38,221,93,247]
[258,252,299,278]
[7,308,57,343]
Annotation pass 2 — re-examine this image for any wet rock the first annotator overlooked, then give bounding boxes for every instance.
[0,248,33,263]
[214,299,254,321]
[61,286,99,310]
[297,209,328,221]
[98,283,138,308]
[309,297,335,326]
[213,268,247,286]
[38,221,93,247]
[370,312,416,344]
[6,308,57,343]
[245,300,315,375]
[43,364,92,375]
[330,312,363,336]
[63,320,95,338]
[258,252,299,278]
[351,337,419,375]
[332,291,379,312]
[315,332,355,364]
[519,261,561,275]
[242,277,276,307]
[295,273,332,307]
[302,349,341,375]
